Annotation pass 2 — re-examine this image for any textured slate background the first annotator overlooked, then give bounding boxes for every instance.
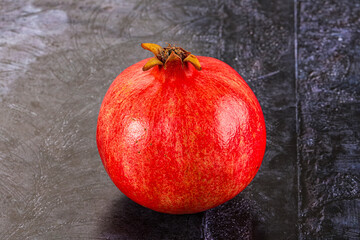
[0,0,359,239]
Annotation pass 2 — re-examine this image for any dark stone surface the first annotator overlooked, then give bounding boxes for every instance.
[0,0,358,239]
[297,0,360,239]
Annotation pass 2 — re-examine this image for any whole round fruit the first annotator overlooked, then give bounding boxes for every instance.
[96,43,266,214]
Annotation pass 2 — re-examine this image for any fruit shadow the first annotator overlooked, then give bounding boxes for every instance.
[203,195,267,240]
[98,195,204,239]
[98,194,266,240]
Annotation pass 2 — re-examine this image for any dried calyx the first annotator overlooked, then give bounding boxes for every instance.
[141,43,202,71]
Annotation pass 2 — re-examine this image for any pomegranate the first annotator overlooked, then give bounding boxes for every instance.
[96,43,266,214]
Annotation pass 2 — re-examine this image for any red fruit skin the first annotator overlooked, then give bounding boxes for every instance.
[96,56,266,214]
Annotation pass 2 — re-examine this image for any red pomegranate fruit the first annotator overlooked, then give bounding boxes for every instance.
[96,43,266,214]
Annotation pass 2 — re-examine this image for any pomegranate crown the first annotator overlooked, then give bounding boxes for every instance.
[141,43,202,71]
